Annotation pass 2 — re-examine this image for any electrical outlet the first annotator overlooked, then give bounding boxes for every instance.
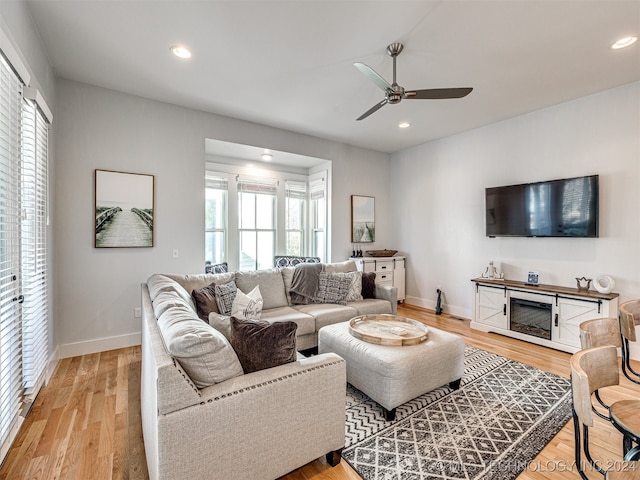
[172,248,179,258]
[134,307,141,318]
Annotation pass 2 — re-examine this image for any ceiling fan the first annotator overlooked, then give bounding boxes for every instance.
[354,43,473,121]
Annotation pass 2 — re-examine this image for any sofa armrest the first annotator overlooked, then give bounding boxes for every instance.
[156,353,346,480]
[375,284,398,314]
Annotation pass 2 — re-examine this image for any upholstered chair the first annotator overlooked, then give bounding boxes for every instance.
[571,346,640,480]
[619,300,640,384]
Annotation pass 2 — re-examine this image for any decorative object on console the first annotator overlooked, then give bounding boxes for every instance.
[575,276,592,291]
[351,195,375,243]
[527,271,539,286]
[365,249,398,257]
[593,274,615,294]
[481,260,503,280]
[94,169,154,248]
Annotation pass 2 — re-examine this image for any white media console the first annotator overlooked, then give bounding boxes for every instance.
[471,278,619,354]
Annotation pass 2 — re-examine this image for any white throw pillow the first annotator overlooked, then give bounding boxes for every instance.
[231,286,264,320]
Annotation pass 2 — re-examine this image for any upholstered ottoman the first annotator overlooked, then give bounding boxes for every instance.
[318,321,465,420]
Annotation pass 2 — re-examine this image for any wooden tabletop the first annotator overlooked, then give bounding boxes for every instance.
[349,314,428,346]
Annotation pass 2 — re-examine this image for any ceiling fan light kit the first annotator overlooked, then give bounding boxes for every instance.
[354,43,473,121]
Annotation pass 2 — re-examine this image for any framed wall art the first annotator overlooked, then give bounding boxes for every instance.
[351,195,375,243]
[95,169,154,248]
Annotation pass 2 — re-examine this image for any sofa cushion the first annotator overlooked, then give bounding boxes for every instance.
[294,303,358,330]
[147,274,193,306]
[231,286,263,320]
[157,305,243,388]
[235,269,288,309]
[215,281,237,316]
[152,291,193,319]
[347,298,393,316]
[165,272,236,295]
[230,317,297,373]
[279,266,295,305]
[260,306,316,337]
[362,272,377,299]
[323,260,357,273]
[209,312,232,340]
[315,272,351,305]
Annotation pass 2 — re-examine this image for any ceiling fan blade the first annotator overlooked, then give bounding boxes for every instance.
[356,99,388,121]
[354,62,391,91]
[405,87,473,99]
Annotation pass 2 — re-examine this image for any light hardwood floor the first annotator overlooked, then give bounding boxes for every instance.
[1,304,638,480]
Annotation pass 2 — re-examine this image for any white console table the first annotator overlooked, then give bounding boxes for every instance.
[351,256,405,302]
[471,278,619,354]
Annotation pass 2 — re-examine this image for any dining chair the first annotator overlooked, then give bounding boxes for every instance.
[579,317,623,419]
[619,300,640,385]
[571,346,640,480]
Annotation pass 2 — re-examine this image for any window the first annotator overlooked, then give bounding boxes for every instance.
[205,174,227,265]
[205,165,328,270]
[237,177,277,271]
[310,177,326,262]
[0,50,50,461]
[285,181,306,256]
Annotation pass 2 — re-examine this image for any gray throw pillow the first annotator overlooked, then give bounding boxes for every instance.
[215,281,237,316]
[230,317,297,374]
[315,272,351,305]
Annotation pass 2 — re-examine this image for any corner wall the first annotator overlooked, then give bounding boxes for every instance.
[390,81,640,358]
[54,79,391,356]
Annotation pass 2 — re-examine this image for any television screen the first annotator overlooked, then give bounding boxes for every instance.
[486,175,599,237]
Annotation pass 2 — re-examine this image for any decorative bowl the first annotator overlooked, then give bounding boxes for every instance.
[365,249,398,257]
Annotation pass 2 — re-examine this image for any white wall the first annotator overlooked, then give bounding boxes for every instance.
[391,82,640,357]
[54,79,391,356]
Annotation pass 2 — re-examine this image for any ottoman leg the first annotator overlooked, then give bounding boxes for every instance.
[449,378,462,390]
[382,407,396,421]
[326,448,343,467]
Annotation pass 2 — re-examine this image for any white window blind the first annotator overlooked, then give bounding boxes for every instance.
[0,53,24,456]
[21,98,48,393]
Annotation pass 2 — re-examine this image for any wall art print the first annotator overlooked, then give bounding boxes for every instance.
[351,195,375,243]
[95,169,154,248]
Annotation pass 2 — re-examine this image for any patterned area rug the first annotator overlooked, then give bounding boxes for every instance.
[343,347,572,480]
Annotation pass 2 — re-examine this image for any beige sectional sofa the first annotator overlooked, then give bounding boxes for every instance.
[141,262,397,480]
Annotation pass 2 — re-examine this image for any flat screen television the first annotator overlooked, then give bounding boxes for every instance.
[485,175,599,237]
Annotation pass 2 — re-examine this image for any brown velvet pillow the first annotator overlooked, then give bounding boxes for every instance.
[230,317,298,373]
[191,282,219,321]
[362,272,377,299]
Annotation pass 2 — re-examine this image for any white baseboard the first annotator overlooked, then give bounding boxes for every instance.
[404,296,469,320]
[57,332,141,359]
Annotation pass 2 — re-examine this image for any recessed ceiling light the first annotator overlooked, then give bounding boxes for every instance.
[261,152,273,161]
[170,45,192,59]
[611,36,638,50]
[398,122,411,129]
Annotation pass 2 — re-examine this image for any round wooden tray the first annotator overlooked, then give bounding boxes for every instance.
[348,314,428,346]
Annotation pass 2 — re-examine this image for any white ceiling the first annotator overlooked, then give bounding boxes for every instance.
[26,0,640,154]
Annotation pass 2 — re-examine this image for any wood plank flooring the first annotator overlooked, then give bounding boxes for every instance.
[1,304,638,480]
